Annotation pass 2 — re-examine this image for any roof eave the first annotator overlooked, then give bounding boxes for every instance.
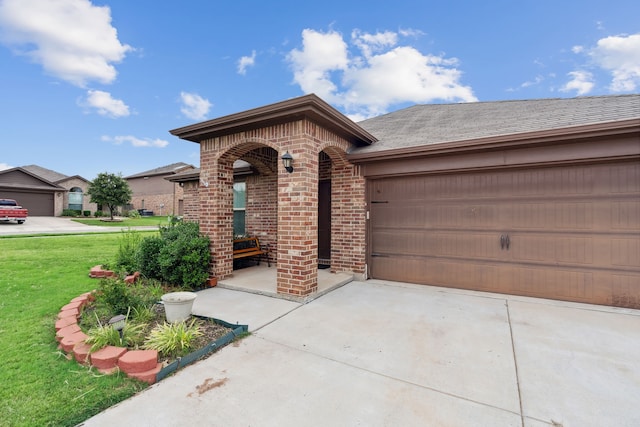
[170,94,377,146]
[348,118,640,163]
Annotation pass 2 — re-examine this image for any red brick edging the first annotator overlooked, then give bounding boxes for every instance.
[55,291,161,384]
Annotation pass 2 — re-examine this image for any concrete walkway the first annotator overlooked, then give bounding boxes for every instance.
[80,280,640,427]
[0,216,159,236]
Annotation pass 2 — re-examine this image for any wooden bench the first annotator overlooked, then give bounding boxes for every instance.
[233,237,270,267]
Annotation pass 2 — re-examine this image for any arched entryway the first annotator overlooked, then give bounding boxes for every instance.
[170,94,376,297]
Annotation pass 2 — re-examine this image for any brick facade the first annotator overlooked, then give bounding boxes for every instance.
[128,178,187,216]
[59,176,98,215]
[188,120,366,296]
[170,95,376,297]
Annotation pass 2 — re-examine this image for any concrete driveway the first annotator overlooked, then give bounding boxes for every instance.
[0,216,157,236]
[80,280,640,427]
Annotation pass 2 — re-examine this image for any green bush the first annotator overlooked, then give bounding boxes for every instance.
[94,210,103,217]
[136,222,210,290]
[158,223,210,290]
[83,210,91,217]
[114,229,142,273]
[127,209,141,219]
[136,236,164,280]
[61,209,80,217]
[95,278,160,314]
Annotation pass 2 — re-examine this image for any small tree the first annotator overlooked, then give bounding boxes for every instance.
[87,172,133,220]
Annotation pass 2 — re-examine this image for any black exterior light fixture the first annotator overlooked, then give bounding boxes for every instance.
[108,314,126,343]
[281,151,294,173]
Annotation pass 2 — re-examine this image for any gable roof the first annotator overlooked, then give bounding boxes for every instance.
[22,164,68,182]
[125,162,194,179]
[351,94,640,156]
[170,94,377,146]
[0,167,66,191]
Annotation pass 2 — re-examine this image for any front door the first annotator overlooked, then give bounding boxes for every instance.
[318,180,331,262]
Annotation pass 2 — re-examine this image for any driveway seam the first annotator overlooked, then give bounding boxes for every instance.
[253,334,523,420]
[506,299,525,427]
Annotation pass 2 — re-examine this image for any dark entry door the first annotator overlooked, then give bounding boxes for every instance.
[318,180,331,261]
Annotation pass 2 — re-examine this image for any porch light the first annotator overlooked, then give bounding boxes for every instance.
[108,314,126,341]
[281,151,294,173]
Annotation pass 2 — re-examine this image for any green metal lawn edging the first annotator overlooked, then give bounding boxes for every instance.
[156,317,248,382]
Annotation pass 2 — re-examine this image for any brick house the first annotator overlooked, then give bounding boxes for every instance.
[0,165,96,216]
[169,94,640,308]
[124,162,195,216]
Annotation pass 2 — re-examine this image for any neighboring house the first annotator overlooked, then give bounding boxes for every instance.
[125,163,195,216]
[0,165,96,216]
[169,93,640,309]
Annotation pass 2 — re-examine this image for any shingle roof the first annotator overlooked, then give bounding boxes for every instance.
[352,94,640,154]
[21,164,68,183]
[125,162,194,179]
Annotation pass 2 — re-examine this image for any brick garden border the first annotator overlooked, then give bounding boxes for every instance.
[55,290,248,385]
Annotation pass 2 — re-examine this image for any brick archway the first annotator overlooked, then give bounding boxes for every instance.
[170,94,377,297]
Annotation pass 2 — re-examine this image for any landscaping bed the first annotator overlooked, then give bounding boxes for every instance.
[57,288,248,384]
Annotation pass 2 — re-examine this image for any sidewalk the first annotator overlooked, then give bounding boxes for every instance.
[80,280,640,427]
[0,216,158,236]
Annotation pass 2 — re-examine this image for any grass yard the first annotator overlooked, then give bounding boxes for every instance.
[71,215,172,227]
[0,232,156,426]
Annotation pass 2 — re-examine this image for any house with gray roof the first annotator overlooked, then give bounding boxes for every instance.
[170,93,640,309]
[124,162,195,216]
[0,165,95,216]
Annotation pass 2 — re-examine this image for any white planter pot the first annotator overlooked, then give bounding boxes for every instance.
[161,292,198,323]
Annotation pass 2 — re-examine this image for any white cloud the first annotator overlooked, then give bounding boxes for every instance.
[0,163,13,171]
[589,33,640,91]
[101,135,168,148]
[287,28,476,118]
[0,0,132,87]
[520,75,544,88]
[82,90,130,117]
[351,29,397,58]
[237,50,256,75]
[560,71,595,95]
[180,91,212,121]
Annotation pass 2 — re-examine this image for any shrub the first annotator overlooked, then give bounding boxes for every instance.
[62,209,79,217]
[95,278,159,315]
[94,210,103,217]
[114,229,142,273]
[83,210,91,217]
[127,209,140,219]
[144,319,203,358]
[136,222,210,290]
[158,223,210,290]
[136,236,164,280]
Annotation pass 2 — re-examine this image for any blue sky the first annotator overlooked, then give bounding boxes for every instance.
[1,0,639,180]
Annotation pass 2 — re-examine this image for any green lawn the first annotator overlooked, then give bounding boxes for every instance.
[71,215,172,227]
[0,233,156,426]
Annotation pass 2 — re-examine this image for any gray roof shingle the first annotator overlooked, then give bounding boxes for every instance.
[352,94,640,154]
[21,165,68,183]
[125,162,193,179]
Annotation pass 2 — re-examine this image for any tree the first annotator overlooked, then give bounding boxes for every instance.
[87,172,133,220]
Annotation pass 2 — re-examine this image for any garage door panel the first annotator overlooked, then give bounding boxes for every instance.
[372,230,503,260]
[369,161,640,309]
[0,191,54,216]
[611,238,640,267]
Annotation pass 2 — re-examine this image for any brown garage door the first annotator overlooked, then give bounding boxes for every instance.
[369,161,640,308]
[1,191,54,216]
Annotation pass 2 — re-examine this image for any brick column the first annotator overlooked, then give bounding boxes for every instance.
[277,140,319,296]
[330,163,367,277]
[199,153,234,280]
